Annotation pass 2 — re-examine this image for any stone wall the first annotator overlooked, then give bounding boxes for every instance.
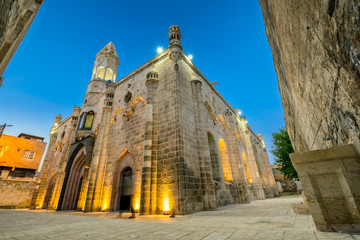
[0,179,38,208]
[259,0,360,153]
[0,0,43,80]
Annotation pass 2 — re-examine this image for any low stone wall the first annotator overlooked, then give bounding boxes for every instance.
[0,178,38,208]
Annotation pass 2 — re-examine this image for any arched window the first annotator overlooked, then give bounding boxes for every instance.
[105,69,113,81]
[218,138,233,182]
[207,132,220,181]
[83,111,94,129]
[96,67,105,79]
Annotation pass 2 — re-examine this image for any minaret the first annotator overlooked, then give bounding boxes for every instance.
[168,25,183,62]
[91,42,119,82]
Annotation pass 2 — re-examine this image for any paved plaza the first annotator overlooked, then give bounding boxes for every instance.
[0,196,358,240]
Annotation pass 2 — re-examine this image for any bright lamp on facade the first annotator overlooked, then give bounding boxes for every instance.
[157,47,163,54]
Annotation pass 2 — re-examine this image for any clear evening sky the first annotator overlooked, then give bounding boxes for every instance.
[1,0,285,164]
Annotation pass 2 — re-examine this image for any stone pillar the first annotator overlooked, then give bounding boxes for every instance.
[140,67,159,215]
[191,76,216,210]
[243,128,265,200]
[84,86,114,212]
[229,116,251,203]
[291,144,360,231]
[30,133,57,209]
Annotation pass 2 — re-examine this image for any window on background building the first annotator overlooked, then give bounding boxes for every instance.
[22,150,35,159]
[84,111,94,129]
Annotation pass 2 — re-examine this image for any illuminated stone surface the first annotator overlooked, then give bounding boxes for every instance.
[0,0,43,83]
[31,26,278,215]
[1,196,357,239]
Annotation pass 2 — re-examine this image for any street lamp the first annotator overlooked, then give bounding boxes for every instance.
[0,123,13,138]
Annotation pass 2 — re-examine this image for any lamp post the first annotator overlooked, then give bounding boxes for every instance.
[0,123,13,138]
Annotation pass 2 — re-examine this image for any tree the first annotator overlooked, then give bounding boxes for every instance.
[270,127,297,179]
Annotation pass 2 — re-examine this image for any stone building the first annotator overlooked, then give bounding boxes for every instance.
[0,0,43,87]
[260,1,360,231]
[31,26,278,214]
[0,133,46,208]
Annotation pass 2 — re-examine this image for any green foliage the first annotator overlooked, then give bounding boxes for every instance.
[271,127,297,179]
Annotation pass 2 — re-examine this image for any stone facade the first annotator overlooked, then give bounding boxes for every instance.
[259,0,360,231]
[0,133,46,208]
[0,179,38,208]
[0,0,43,87]
[31,26,278,214]
[259,0,360,154]
[0,133,46,178]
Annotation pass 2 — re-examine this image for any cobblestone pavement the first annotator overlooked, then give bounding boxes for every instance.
[0,196,358,240]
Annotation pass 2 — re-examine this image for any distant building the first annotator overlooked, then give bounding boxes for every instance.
[0,133,46,208]
[32,26,278,214]
[0,133,46,179]
[271,164,298,195]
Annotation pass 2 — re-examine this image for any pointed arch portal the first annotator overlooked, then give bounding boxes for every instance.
[61,146,86,210]
[110,150,135,211]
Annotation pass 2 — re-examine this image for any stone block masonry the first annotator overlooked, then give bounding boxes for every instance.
[31,25,278,215]
[0,179,38,208]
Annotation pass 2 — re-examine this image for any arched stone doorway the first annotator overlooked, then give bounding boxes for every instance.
[119,167,133,212]
[110,150,135,211]
[61,146,86,210]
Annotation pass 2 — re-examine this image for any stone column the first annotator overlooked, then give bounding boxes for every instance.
[191,76,216,210]
[228,116,251,203]
[140,67,159,215]
[243,128,265,200]
[84,86,114,212]
[30,133,57,209]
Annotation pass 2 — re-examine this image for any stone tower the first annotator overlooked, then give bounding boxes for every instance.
[91,42,119,82]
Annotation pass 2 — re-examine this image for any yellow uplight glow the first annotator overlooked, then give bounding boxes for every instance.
[157,47,163,54]
[134,198,140,211]
[102,203,107,210]
[163,197,170,212]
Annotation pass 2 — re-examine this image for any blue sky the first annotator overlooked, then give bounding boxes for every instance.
[1,0,284,164]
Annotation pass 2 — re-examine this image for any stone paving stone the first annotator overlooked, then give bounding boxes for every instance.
[0,196,357,240]
[254,230,285,240]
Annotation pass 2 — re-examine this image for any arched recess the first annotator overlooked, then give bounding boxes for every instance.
[96,67,105,79]
[61,146,86,210]
[42,172,56,209]
[242,152,252,185]
[240,133,246,145]
[207,132,220,181]
[110,149,136,211]
[216,114,227,128]
[105,68,113,81]
[218,138,233,182]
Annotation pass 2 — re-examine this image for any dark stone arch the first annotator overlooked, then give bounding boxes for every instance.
[57,143,86,211]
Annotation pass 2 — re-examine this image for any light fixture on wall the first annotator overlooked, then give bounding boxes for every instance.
[157,47,163,54]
